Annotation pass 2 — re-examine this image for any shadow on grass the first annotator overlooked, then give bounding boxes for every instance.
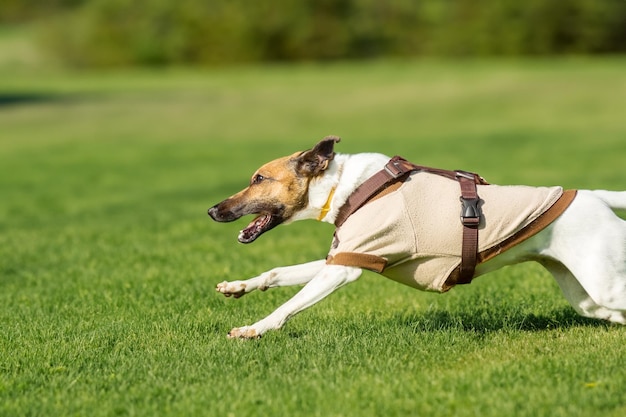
[0,93,74,108]
[394,307,609,334]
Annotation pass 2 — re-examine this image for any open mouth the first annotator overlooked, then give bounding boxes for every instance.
[238,214,274,244]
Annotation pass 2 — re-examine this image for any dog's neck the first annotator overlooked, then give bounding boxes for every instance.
[289,152,391,224]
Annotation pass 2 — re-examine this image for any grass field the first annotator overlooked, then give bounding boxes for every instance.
[1,57,626,416]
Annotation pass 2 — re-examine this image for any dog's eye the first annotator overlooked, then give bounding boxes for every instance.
[252,174,265,185]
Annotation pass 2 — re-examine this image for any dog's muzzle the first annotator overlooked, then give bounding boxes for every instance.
[208,203,283,244]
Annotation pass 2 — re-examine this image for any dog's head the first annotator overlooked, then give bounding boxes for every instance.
[208,136,340,243]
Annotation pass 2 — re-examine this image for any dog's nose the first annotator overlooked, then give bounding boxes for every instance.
[208,205,219,220]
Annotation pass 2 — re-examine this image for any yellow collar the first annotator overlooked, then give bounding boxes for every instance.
[317,187,337,221]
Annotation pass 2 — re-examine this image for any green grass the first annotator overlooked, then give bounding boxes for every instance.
[1,57,626,417]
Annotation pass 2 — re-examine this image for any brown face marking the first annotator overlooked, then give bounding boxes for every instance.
[208,136,340,243]
[207,153,310,243]
[249,153,310,213]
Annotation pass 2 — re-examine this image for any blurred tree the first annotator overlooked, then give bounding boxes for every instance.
[23,0,626,67]
[0,0,86,23]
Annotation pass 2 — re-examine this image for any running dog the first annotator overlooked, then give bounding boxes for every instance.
[208,136,626,339]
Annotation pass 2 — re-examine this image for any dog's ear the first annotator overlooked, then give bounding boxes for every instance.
[296,136,341,176]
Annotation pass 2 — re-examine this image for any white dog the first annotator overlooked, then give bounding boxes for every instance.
[209,137,626,338]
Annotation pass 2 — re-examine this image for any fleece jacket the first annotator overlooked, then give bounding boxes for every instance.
[326,172,567,292]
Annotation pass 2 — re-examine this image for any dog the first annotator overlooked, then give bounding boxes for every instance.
[208,136,626,339]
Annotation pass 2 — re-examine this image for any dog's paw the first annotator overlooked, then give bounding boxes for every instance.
[227,326,261,339]
[216,281,247,298]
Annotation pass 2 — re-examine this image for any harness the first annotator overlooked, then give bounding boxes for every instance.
[333,156,489,284]
[327,156,577,289]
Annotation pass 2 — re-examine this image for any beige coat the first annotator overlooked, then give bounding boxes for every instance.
[327,172,566,292]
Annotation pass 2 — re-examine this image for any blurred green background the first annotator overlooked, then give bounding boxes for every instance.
[2,0,626,67]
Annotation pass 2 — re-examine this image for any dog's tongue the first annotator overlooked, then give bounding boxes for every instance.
[238,214,271,243]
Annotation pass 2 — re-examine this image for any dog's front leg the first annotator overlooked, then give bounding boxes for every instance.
[227,265,362,339]
[216,259,327,298]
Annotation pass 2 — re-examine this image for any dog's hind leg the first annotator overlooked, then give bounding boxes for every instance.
[227,264,362,338]
[541,259,626,324]
[540,191,626,323]
[216,259,327,298]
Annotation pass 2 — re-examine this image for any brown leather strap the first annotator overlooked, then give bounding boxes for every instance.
[335,156,480,228]
[326,252,387,273]
[457,172,482,284]
[334,156,413,228]
[334,156,488,282]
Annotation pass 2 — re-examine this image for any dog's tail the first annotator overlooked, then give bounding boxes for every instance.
[591,190,626,211]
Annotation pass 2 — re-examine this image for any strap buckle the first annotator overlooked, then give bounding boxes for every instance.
[455,170,476,181]
[384,157,409,179]
[460,196,481,227]
[457,169,489,185]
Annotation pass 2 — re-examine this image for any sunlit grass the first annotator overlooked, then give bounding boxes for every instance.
[1,58,625,416]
